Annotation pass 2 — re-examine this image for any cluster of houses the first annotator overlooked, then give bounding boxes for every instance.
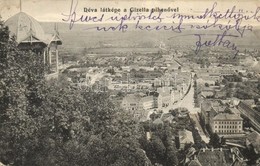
[184,147,247,166]
[191,59,260,165]
[121,86,176,119]
[184,130,260,165]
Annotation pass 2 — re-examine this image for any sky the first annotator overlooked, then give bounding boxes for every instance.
[0,0,259,25]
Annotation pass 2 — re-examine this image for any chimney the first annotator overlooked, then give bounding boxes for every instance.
[202,148,205,152]
[220,148,222,152]
[211,147,214,152]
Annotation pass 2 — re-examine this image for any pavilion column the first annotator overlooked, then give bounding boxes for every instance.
[43,49,46,65]
[56,49,59,73]
[49,49,52,65]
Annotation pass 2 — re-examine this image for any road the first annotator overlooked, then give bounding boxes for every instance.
[159,72,209,143]
[169,73,200,114]
[190,114,210,143]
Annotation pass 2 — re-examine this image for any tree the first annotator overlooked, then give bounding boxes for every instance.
[107,68,115,75]
[228,82,235,88]
[0,19,46,165]
[257,82,260,93]
[0,19,152,166]
[247,73,253,78]
[209,133,221,148]
[222,78,228,84]
[193,74,198,80]
[215,80,220,86]
[164,128,178,166]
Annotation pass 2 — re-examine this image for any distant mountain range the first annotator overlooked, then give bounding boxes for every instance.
[39,22,260,54]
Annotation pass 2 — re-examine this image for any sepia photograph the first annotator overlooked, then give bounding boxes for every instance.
[0,0,260,165]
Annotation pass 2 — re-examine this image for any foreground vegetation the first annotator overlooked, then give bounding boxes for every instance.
[0,20,153,166]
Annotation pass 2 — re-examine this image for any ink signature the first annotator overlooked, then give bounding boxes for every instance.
[61,0,260,57]
[194,31,239,58]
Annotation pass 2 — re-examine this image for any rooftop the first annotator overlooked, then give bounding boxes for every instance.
[188,159,202,166]
[179,129,194,144]
[197,149,233,166]
[4,12,62,46]
[122,94,141,103]
[5,12,46,44]
[241,99,255,107]
[246,131,260,154]
[213,113,243,121]
[153,118,163,125]
[141,96,154,103]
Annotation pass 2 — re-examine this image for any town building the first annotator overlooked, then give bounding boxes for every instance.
[157,87,174,109]
[201,100,244,136]
[200,100,226,125]
[161,113,175,123]
[178,129,194,149]
[121,94,158,119]
[121,94,142,112]
[212,113,243,135]
[186,148,247,166]
[140,96,155,110]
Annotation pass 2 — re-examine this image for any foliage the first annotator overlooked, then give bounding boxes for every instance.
[0,20,151,166]
[140,123,179,166]
[208,133,221,148]
[107,68,115,75]
[189,119,206,150]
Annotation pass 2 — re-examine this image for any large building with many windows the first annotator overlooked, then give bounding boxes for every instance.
[212,113,243,135]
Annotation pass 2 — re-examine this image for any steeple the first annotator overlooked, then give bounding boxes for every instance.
[20,0,22,12]
[54,22,59,35]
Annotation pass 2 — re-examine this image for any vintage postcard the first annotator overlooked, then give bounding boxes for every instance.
[0,0,259,165]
